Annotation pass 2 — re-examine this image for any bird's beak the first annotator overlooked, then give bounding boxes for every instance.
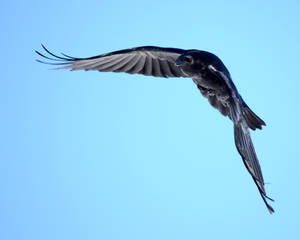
[175,57,183,66]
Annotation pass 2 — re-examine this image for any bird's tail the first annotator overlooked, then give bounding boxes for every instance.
[234,123,274,214]
[243,105,266,130]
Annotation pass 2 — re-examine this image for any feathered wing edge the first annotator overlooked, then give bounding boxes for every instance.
[35,44,81,65]
[35,44,188,78]
[207,65,274,214]
[234,124,274,214]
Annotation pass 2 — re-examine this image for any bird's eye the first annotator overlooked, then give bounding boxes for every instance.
[183,56,193,63]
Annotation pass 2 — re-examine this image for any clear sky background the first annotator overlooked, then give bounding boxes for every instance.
[1,0,300,239]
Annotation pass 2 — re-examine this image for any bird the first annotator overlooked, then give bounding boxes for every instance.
[36,44,274,213]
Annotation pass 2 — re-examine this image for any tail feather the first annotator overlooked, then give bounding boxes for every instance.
[234,123,274,214]
[243,106,266,130]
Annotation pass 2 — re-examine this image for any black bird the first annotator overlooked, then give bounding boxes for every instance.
[36,45,274,213]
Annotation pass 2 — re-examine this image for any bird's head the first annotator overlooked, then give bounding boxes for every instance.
[175,51,207,76]
[175,50,227,77]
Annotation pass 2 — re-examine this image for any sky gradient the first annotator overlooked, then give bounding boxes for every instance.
[1,0,300,239]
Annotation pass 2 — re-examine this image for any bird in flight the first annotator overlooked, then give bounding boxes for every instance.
[36,44,274,213]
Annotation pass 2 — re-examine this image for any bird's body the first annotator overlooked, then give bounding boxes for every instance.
[36,45,274,213]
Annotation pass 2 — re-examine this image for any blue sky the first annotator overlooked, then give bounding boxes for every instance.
[1,0,300,239]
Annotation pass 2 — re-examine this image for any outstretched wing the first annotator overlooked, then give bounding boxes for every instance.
[36,45,189,78]
[207,65,274,214]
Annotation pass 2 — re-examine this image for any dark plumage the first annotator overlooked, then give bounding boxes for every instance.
[36,45,274,213]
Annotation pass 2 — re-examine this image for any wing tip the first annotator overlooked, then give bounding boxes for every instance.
[261,192,275,214]
[267,205,275,214]
[35,44,78,67]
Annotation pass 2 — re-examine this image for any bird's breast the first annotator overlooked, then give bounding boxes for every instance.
[192,75,221,90]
